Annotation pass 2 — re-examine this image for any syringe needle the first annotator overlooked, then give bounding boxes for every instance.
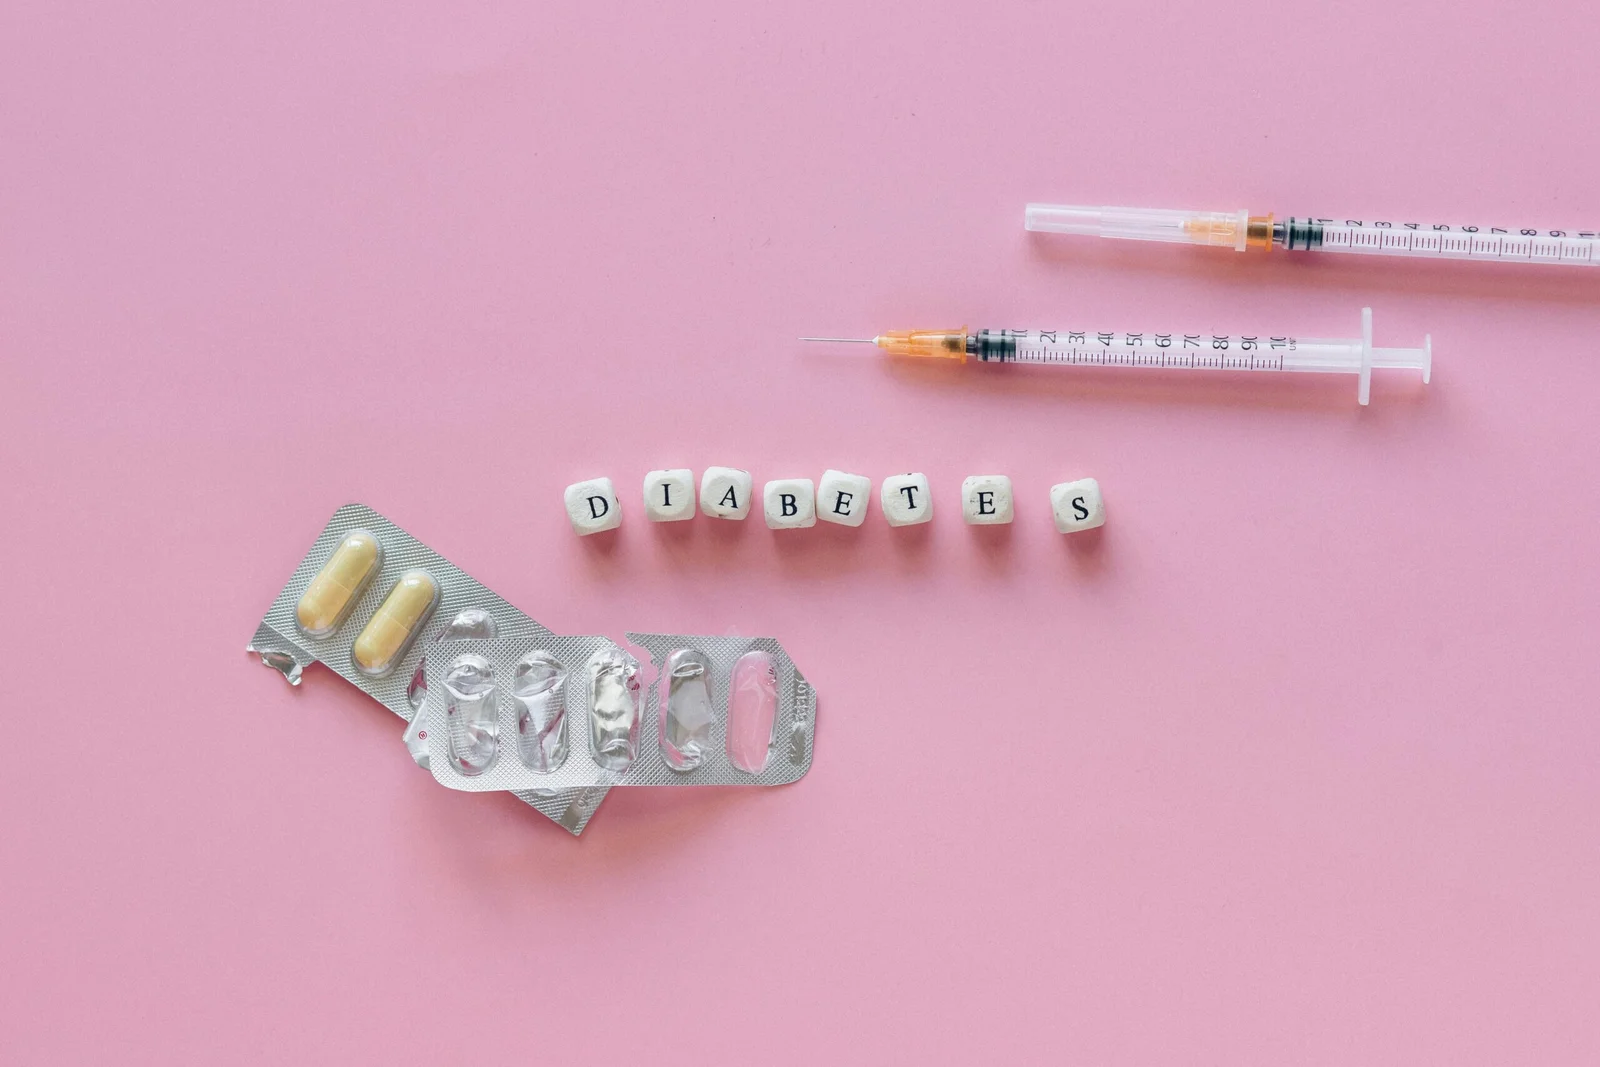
[799,336,877,343]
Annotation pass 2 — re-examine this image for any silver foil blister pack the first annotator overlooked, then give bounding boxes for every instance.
[248,503,816,836]
[418,630,814,793]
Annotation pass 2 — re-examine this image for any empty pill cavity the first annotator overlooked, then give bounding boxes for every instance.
[438,607,498,641]
[726,650,778,775]
[351,569,440,677]
[410,607,500,708]
[404,608,500,764]
[587,646,641,771]
[513,650,569,773]
[659,649,716,772]
[296,529,383,637]
[444,653,499,777]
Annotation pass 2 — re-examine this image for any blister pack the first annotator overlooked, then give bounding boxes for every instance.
[247,503,817,836]
[417,629,815,793]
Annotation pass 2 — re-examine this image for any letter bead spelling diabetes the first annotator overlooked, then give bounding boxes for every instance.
[1050,477,1106,533]
[880,473,931,527]
[883,473,934,527]
[564,477,622,535]
[643,469,695,522]
[700,466,753,520]
[961,475,1014,525]
[763,478,816,529]
[817,469,871,527]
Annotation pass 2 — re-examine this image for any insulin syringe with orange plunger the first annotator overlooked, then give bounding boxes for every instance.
[1026,203,1600,267]
[802,307,1429,405]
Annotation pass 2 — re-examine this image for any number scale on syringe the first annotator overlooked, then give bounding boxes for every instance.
[1004,331,1302,372]
[1291,219,1599,264]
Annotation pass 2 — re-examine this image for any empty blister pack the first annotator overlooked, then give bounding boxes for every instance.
[416,630,815,792]
[247,504,609,834]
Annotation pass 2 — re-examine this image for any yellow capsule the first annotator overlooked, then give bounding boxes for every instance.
[296,530,383,637]
[352,570,440,677]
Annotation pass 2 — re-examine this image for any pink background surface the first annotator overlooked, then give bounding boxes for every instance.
[4,1,1599,1063]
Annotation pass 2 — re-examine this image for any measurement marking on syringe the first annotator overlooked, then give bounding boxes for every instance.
[1320,223,1600,261]
[1019,346,1287,370]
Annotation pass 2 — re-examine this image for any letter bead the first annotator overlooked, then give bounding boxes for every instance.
[1050,478,1105,533]
[817,469,871,527]
[564,477,622,535]
[961,475,1014,525]
[881,473,932,527]
[763,478,816,529]
[643,469,695,522]
[700,467,753,520]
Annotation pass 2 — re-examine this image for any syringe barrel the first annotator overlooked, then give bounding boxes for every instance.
[1284,217,1600,266]
[997,329,1321,371]
[972,312,1429,404]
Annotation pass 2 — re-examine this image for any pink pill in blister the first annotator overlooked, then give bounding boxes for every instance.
[725,650,778,774]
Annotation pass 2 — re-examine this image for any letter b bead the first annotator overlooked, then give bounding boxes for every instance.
[763,478,816,529]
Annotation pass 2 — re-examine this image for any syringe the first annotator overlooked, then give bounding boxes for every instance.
[803,308,1428,405]
[1026,203,1600,267]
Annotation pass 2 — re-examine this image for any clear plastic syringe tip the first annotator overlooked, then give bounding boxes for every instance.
[1025,203,1274,252]
[1021,204,1107,236]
